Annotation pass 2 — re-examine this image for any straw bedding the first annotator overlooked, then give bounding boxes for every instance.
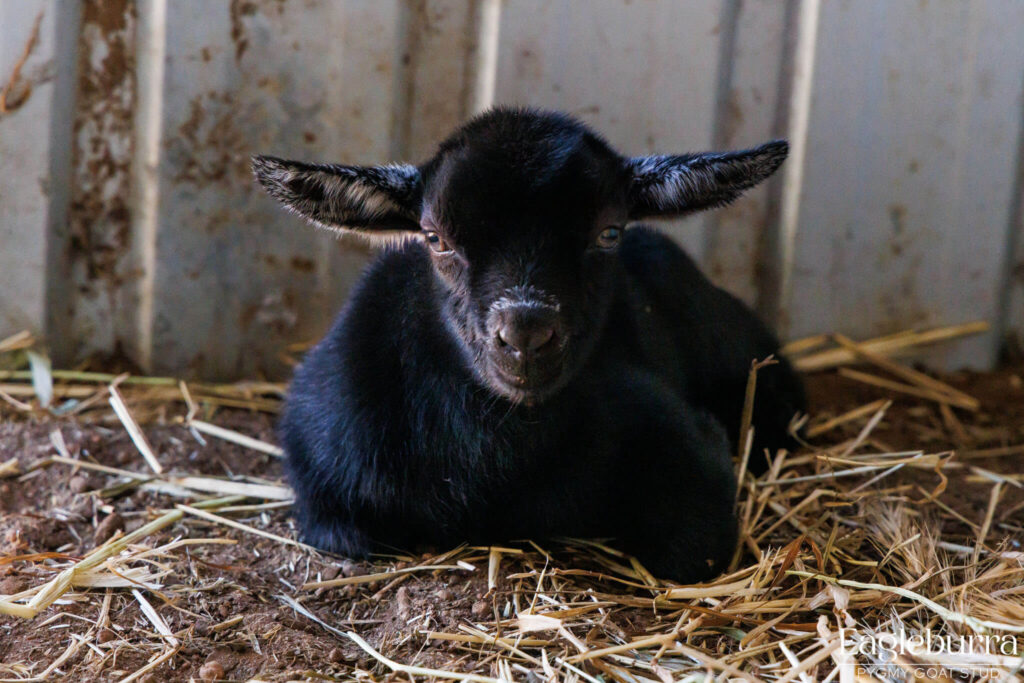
[0,325,1022,682]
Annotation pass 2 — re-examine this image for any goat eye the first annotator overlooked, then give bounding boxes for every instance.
[595,226,622,249]
[424,231,452,254]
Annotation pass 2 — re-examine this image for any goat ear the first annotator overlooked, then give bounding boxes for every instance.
[251,155,422,234]
[626,140,788,219]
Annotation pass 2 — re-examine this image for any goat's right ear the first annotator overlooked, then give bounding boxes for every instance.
[251,155,422,234]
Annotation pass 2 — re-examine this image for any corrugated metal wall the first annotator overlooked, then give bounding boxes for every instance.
[2,0,1023,379]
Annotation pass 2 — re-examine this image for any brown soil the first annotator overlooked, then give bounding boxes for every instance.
[1,365,1022,681]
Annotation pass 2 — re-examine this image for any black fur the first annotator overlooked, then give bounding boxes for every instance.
[255,108,806,582]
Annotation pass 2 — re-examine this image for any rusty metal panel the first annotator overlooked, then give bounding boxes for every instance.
[147,0,410,379]
[490,0,726,261]
[703,0,790,308]
[1004,174,1024,356]
[0,2,57,340]
[784,0,1024,369]
[5,0,1024,377]
[51,0,141,364]
[392,0,480,161]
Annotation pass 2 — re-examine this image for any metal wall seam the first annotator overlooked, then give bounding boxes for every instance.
[469,0,502,116]
[759,0,821,334]
[995,92,1024,358]
[127,0,167,372]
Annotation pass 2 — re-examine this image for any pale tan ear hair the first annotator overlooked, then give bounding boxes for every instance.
[626,140,788,219]
[251,155,424,245]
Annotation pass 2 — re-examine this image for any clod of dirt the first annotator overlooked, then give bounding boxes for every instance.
[0,528,22,557]
[328,647,345,663]
[69,475,92,494]
[97,628,118,644]
[471,599,489,618]
[205,647,237,673]
[93,512,124,545]
[341,559,366,578]
[2,516,72,552]
[0,575,27,595]
[198,660,224,681]
[396,585,412,618]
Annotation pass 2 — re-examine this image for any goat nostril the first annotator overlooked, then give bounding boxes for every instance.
[529,326,555,352]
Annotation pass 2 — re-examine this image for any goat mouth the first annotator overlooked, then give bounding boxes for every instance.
[486,360,564,402]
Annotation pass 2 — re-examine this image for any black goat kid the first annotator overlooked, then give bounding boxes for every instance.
[253,108,805,582]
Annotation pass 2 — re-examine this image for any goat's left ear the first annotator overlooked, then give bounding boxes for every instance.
[252,155,422,234]
[626,140,788,219]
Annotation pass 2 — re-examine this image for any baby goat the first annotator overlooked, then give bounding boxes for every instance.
[253,108,805,582]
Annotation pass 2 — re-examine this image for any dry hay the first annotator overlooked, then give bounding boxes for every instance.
[1,323,1022,682]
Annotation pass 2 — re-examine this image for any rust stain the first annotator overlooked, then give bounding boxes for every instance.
[229,0,287,62]
[874,203,931,332]
[720,89,746,146]
[260,253,315,274]
[170,91,249,186]
[289,256,315,273]
[228,0,257,62]
[68,0,137,287]
[514,45,542,83]
[172,1,305,189]
[0,11,44,115]
[887,203,907,257]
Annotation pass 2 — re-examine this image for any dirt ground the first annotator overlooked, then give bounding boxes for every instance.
[1,364,1022,681]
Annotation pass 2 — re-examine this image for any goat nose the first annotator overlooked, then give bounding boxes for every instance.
[498,324,555,354]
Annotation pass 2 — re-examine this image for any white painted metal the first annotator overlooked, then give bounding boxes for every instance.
[785,0,1024,369]
[771,0,820,328]
[146,0,408,378]
[1,0,1022,377]
[999,141,1024,358]
[44,0,141,366]
[0,2,56,340]
[703,0,791,308]
[392,1,481,161]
